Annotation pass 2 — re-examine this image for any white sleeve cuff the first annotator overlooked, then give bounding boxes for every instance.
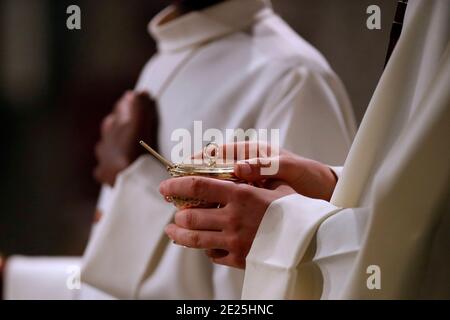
[242,193,341,299]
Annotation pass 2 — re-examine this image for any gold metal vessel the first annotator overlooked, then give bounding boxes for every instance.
[140,140,241,209]
[166,162,240,209]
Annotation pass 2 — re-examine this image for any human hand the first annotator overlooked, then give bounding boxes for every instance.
[234,150,338,201]
[159,176,295,269]
[194,141,337,201]
[94,91,158,186]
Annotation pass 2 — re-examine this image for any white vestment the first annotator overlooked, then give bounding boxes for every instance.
[4,0,356,299]
[243,0,450,299]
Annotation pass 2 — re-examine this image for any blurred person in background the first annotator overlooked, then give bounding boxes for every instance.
[3,0,355,299]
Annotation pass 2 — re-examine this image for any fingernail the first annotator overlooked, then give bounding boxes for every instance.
[164,225,172,235]
[159,182,166,194]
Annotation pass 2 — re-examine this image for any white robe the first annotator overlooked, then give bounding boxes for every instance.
[4,0,356,299]
[243,0,450,299]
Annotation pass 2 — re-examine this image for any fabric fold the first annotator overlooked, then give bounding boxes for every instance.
[81,156,173,299]
[242,194,341,299]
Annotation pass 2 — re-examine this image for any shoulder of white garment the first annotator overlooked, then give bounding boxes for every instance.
[251,13,332,74]
[137,0,344,109]
[146,0,332,76]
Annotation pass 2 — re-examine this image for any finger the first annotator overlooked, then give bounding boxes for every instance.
[174,208,226,231]
[165,224,228,250]
[215,141,271,160]
[235,155,303,183]
[100,114,115,136]
[191,141,271,162]
[115,90,144,119]
[159,176,235,204]
[229,141,272,160]
[116,97,134,121]
[114,90,133,111]
[122,90,134,100]
[234,157,278,181]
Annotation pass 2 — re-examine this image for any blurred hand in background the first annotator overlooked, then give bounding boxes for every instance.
[94,91,158,186]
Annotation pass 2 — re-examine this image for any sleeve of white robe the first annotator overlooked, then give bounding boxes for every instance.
[81,155,173,299]
[242,62,450,298]
[341,46,450,299]
[242,194,342,299]
[244,0,450,299]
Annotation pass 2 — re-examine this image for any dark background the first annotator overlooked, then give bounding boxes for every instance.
[0,0,396,256]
